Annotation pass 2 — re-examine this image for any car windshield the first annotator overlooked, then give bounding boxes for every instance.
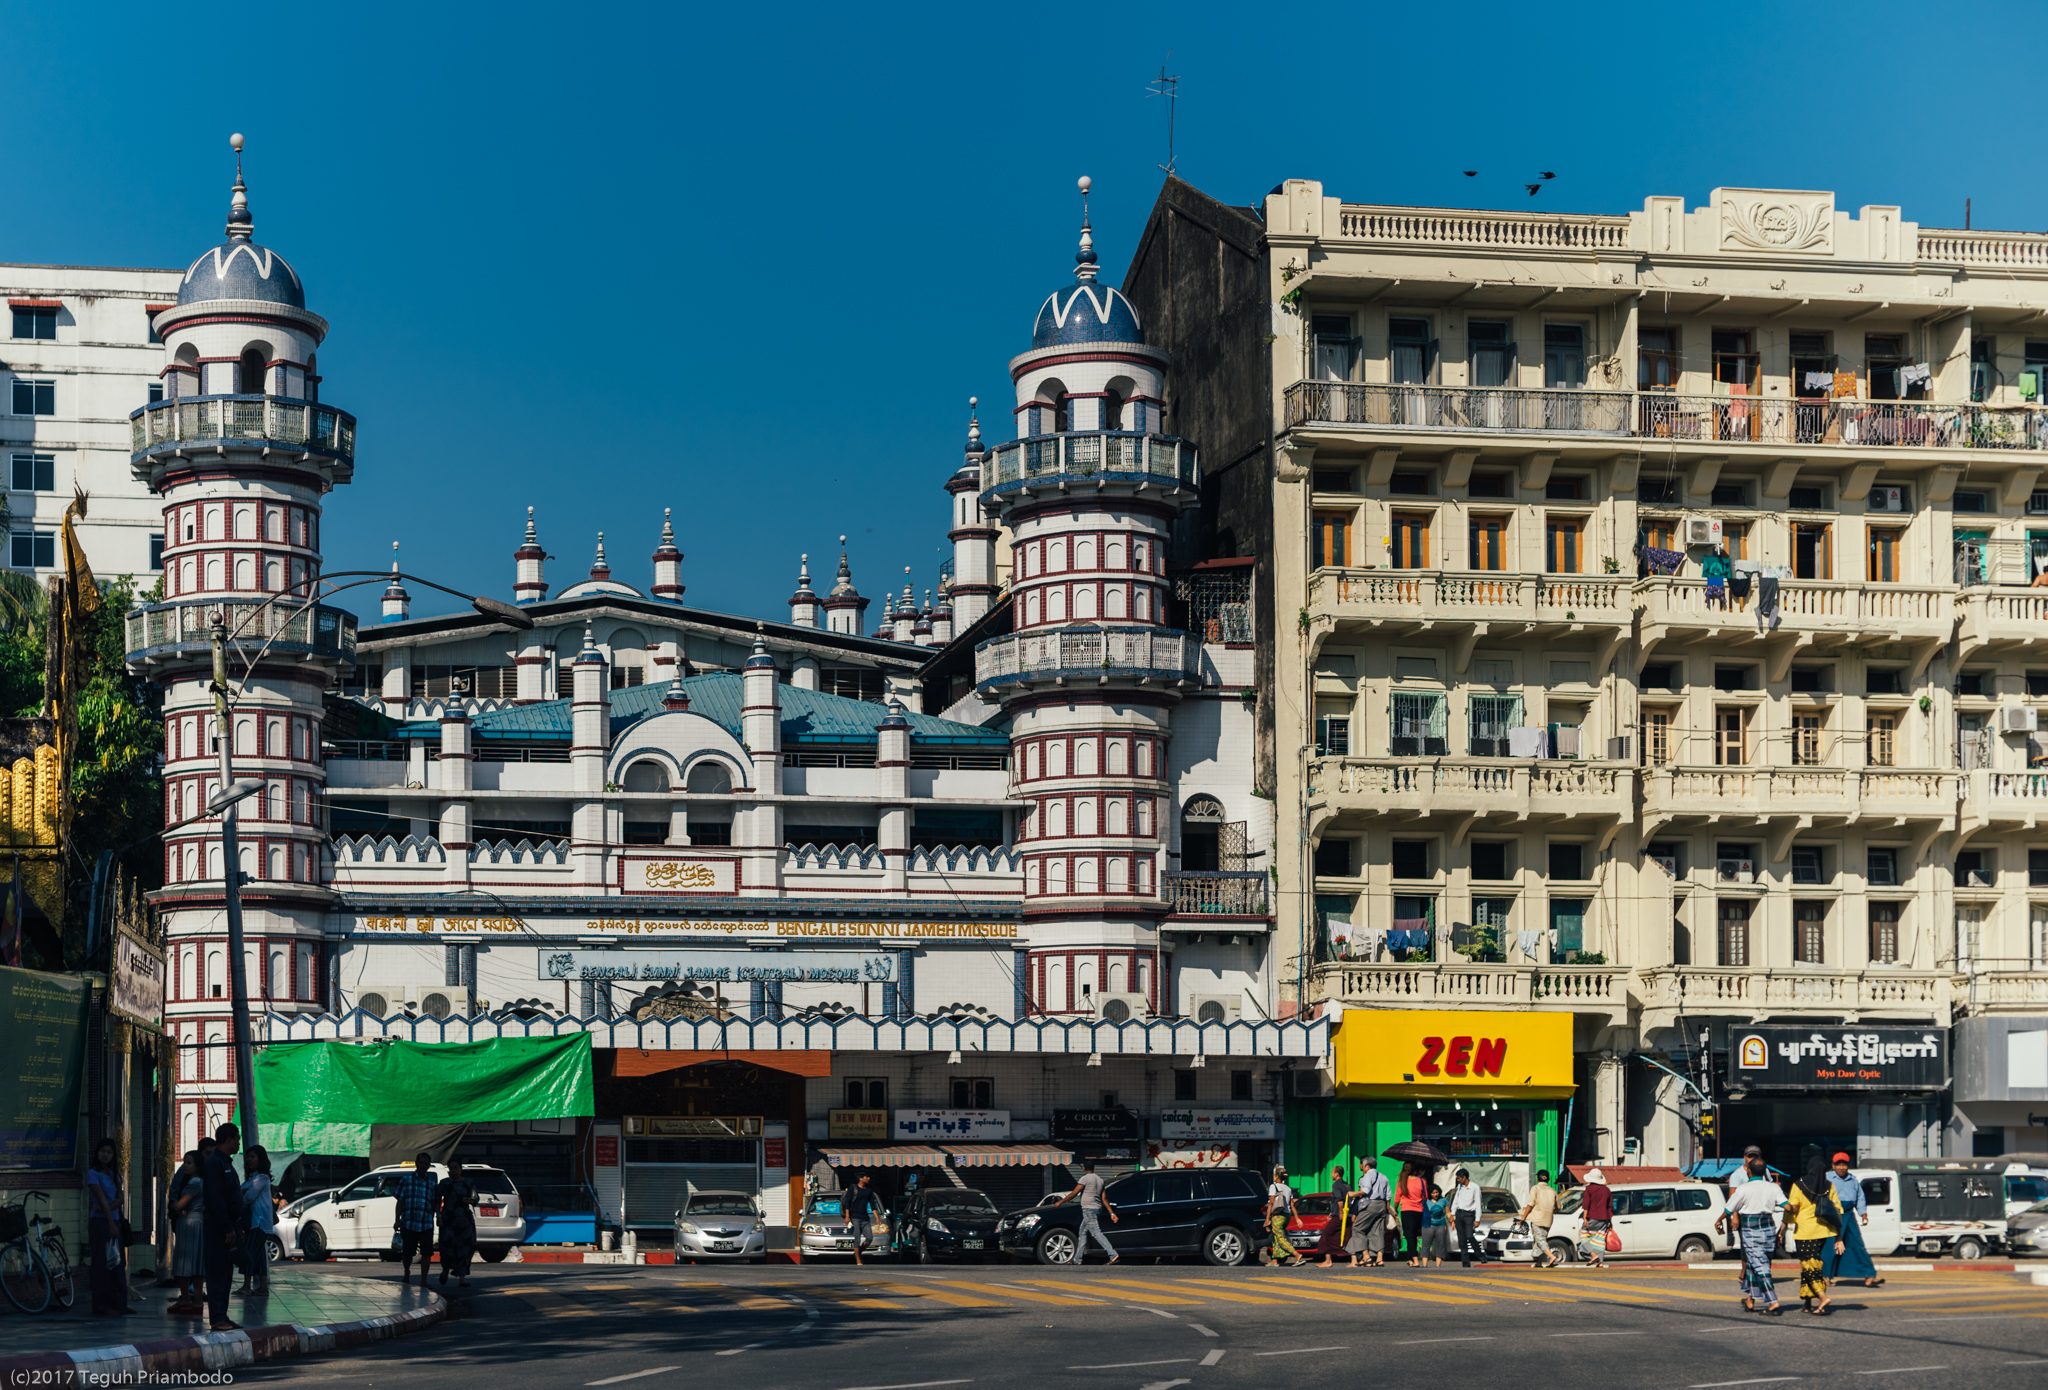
[1557,1191,1583,1214]
[809,1198,845,1218]
[1293,1194,1333,1217]
[467,1169,515,1194]
[927,1193,998,1215]
[285,1191,332,1216]
[2026,1198,2048,1217]
[688,1196,757,1216]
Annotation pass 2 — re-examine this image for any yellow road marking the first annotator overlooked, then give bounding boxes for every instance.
[1472,1270,1735,1304]
[1171,1276,1397,1308]
[981,1282,1106,1306]
[804,1285,906,1310]
[1011,1277,1205,1307]
[1285,1277,1490,1306]
[875,1281,1005,1309]
[1415,1273,1634,1307]
[1090,1275,1296,1307]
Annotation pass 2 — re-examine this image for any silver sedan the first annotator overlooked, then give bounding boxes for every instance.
[674,1190,768,1262]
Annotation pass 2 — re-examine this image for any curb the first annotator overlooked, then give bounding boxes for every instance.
[513,1249,803,1265]
[0,1295,446,1387]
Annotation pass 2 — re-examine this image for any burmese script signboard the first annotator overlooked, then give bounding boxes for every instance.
[542,948,898,985]
[0,967,91,1169]
[357,912,1015,941]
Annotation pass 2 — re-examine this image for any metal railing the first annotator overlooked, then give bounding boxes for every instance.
[980,431,1198,492]
[126,598,357,662]
[974,626,1195,688]
[131,394,357,466]
[1287,381,2048,451]
[1164,870,1268,917]
[327,740,405,761]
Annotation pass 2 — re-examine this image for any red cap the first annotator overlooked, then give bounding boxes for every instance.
[1832,1152,1852,1164]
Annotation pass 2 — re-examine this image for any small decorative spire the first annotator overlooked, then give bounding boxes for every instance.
[662,675,691,712]
[830,535,858,598]
[524,506,538,546]
[965,396,982,455]
[226,133,253,239]
[590,531,610,580]
[798,553,812,587]
[653,506,681,557]
[1074,175,1098,282]
[581,621,596,650]
[389,540,401,576]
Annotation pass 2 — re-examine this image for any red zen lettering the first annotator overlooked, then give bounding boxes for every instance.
[1444,1036,1474,1076]
[1472,1037,1507,1077]
[1416,1036,1445,1075]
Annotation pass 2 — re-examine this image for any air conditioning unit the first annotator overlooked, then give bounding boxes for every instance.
[1606,736,1632,762]
[1648,854,1680,878]
[1187,994,1243,1025]
[418,989,458,1020]
[1288,1068,1333,1100]
[355,985,458,1020]
[1717,857,1755,884]
[1683,516,1724,548]
[1999,705,2040,735]
[1094,993,1152,1024]
[1869,486,1908,513]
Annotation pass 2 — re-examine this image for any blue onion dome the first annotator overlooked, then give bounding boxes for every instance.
[1030,175,1145,349]
[178,135,305,308]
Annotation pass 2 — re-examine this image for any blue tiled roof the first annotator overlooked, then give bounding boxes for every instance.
[391,673,1007,747]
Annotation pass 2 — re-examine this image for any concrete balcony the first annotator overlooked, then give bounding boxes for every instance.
[974,625,1195,696]
[126,597,358,674]
[1305,569,1633,635]
[1637,967,1950,1027]
[1960,768,2048,830]
[1314,757,1635,821]
[130,394,356,482]
[1310,961,1627,1018]
[1285,380,2048,455]
[1635,577,1952,647]
[1164,870,1269,920]
[1956,587,2048,654]
[1957,972,2048,1012]
[1642,767,1958,824]
[978,431,1197,516]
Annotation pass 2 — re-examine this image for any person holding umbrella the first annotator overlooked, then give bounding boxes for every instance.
[1382,1140,1450,1265]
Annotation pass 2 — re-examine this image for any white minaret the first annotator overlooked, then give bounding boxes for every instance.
[787,554,820,628]
[946,397,999,627]
[135,135,353,1150]
[821,536,870,635]
[651,508,684,601]
[380,541,409,621]
[514,506,547,603]
[977,177,1198,1017]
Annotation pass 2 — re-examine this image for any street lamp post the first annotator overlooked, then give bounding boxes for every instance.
[200,570,533,1143]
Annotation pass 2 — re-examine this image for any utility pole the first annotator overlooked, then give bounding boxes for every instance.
[211,616,258,1140]
[1147,63,1181,178]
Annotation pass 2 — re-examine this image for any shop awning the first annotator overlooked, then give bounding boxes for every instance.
[822,1144,946,1169]
[1689,1158,1789,1181]
[944,1143,1074,1168]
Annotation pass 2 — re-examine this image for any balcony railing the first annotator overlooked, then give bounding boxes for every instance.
[1917,228,2048,268]
[974,626,1195,690]
[1306,570,1632,627]
[130,394,357,468]
[980,431,1197,495]
[1286,381,2048,452]
[1164,870,1269,918]
[1961,768,2048,824]
[126,598,358,666]
[1310,961,1626,1011]
[1635,577,1951,639]
[1959,971,2048,1008]
[1315,757,1634,816]
[1335,205,1633,252]
[1637,968,1950,1014]
[1642,766,1959,820]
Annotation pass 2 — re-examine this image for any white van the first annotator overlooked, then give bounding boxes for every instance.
[1855,1162,2006,1262]
[1482,1180,1723,1262]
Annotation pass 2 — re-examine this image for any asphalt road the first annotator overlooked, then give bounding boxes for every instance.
[235,1259,2048,1390]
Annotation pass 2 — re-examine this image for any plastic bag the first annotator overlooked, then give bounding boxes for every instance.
[1604,1227,1623,1254]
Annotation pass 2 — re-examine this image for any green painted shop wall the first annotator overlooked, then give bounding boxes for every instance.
[1286,1100,1561,1192]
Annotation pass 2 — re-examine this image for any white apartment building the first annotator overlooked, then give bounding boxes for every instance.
[1,264,181,579]
[1131,178,2048,1175]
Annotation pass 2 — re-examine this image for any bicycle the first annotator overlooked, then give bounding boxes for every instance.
[0,1190,75,1314]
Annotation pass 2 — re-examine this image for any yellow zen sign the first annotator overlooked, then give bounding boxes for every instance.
[1333,1010,1575,1098]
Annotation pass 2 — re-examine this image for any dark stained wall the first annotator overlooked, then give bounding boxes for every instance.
[1124,178,1277,791]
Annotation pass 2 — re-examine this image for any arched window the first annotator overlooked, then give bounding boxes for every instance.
[623,760,670,793]
[1181,795,1226,872]
[173,343,200,398]
[1038,379,1071,436]
[685,760,733,794]
[1103,378,1133,431]
[237,346,268,395]
[305,352,317,403]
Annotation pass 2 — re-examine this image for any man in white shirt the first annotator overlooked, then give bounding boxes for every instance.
[1449,1167,1484,1267]
[1264,1166,1304,1266]
[1713,1146,1785,1314]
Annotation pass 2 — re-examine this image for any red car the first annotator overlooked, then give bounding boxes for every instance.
[1284,1192,1338,1252]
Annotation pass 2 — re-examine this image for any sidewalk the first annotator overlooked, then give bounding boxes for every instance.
[0,1267,444,1386]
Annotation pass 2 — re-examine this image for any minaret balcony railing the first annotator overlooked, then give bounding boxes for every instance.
[131,394,357,469]
[126,597,357,671]
[980,431,1197,499]
[975,625,1196,692]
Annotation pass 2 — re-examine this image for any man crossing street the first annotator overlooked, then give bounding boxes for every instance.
[1056,1161,1119,1265]
[1450,1167,1483,1267]
[393,1154,438,1289]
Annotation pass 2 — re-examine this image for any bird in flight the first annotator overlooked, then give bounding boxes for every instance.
[1462,170,1479,177]
[1525,183,1543,197]
[1539,171,1558,180]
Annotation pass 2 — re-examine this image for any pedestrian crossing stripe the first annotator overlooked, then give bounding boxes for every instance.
[1008,1277,1207,1307]
[1221,1275,1491,1308]
[875,1281,1005,1308]
[803,1285,909,1310]
[1087,1275,1299,1307]
[1168,1276,1406,1308]
[984,1281,1111,1306]
[1401,1273,1610,1307]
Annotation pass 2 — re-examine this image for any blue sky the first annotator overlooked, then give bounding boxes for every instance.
[11,2,2039,622]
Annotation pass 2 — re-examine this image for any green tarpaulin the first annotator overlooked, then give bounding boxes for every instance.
[251,1035,594,1157]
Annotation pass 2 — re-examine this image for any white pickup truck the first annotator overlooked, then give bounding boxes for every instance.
[1853,1160,2007,1261]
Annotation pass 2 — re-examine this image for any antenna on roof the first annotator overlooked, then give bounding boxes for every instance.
[1146,60,1181,178]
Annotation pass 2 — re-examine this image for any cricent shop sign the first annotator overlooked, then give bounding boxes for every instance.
[1726,1026,1948,1092]
[542,948,897,984]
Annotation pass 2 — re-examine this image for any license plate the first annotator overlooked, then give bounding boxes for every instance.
[480,1206,502,1216]
[711,1242,738,1251]
[963,1239,984,1250]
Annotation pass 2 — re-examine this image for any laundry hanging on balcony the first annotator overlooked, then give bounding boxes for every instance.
[1507,727,1546,759]
[1802,370,1834,394]
[1900,363,1932,394]
[1640,546,1685,576]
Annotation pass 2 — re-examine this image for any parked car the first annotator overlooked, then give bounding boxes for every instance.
[2005,1166,2048,1219]
[902,1187,1003,1263]
[1483,1182,1722,1263]
[799,1191,893,1260]
[1856,1162,2007,1260]
[294,1163,527,1263]
[673,1190,767,1262]
[996,1167,1268,1266]
[270,1187,336,1261]
[1283,1192,1336,1252]
[2007,1198,2048,1256]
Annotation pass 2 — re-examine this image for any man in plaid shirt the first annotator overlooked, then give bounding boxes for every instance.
[394,1153,438,1287]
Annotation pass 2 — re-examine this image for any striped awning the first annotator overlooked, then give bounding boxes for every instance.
[943,1143,1074,1168]
[821,1144,946,1169]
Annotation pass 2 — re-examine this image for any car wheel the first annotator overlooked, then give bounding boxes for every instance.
[264,1235,285,1262]
[298,1224,328,1263]
[1954,1237,1986,1262]
[1676,1235,1713,1261]
[1035,1228,1078,1265]
[479,1246,511,1263]
[1202,1224,1251,1267]
[1548,1238,1576,1264]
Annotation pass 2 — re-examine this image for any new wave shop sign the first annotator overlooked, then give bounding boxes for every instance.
[543,949,897,984]
[1149,1106,1277,1169]
[1727,1027,1948,1092]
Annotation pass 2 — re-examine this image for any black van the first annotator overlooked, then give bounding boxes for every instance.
[996,1168,1268,1265]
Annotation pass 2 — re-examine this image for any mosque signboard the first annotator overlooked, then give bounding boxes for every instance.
[542,948,897,985]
